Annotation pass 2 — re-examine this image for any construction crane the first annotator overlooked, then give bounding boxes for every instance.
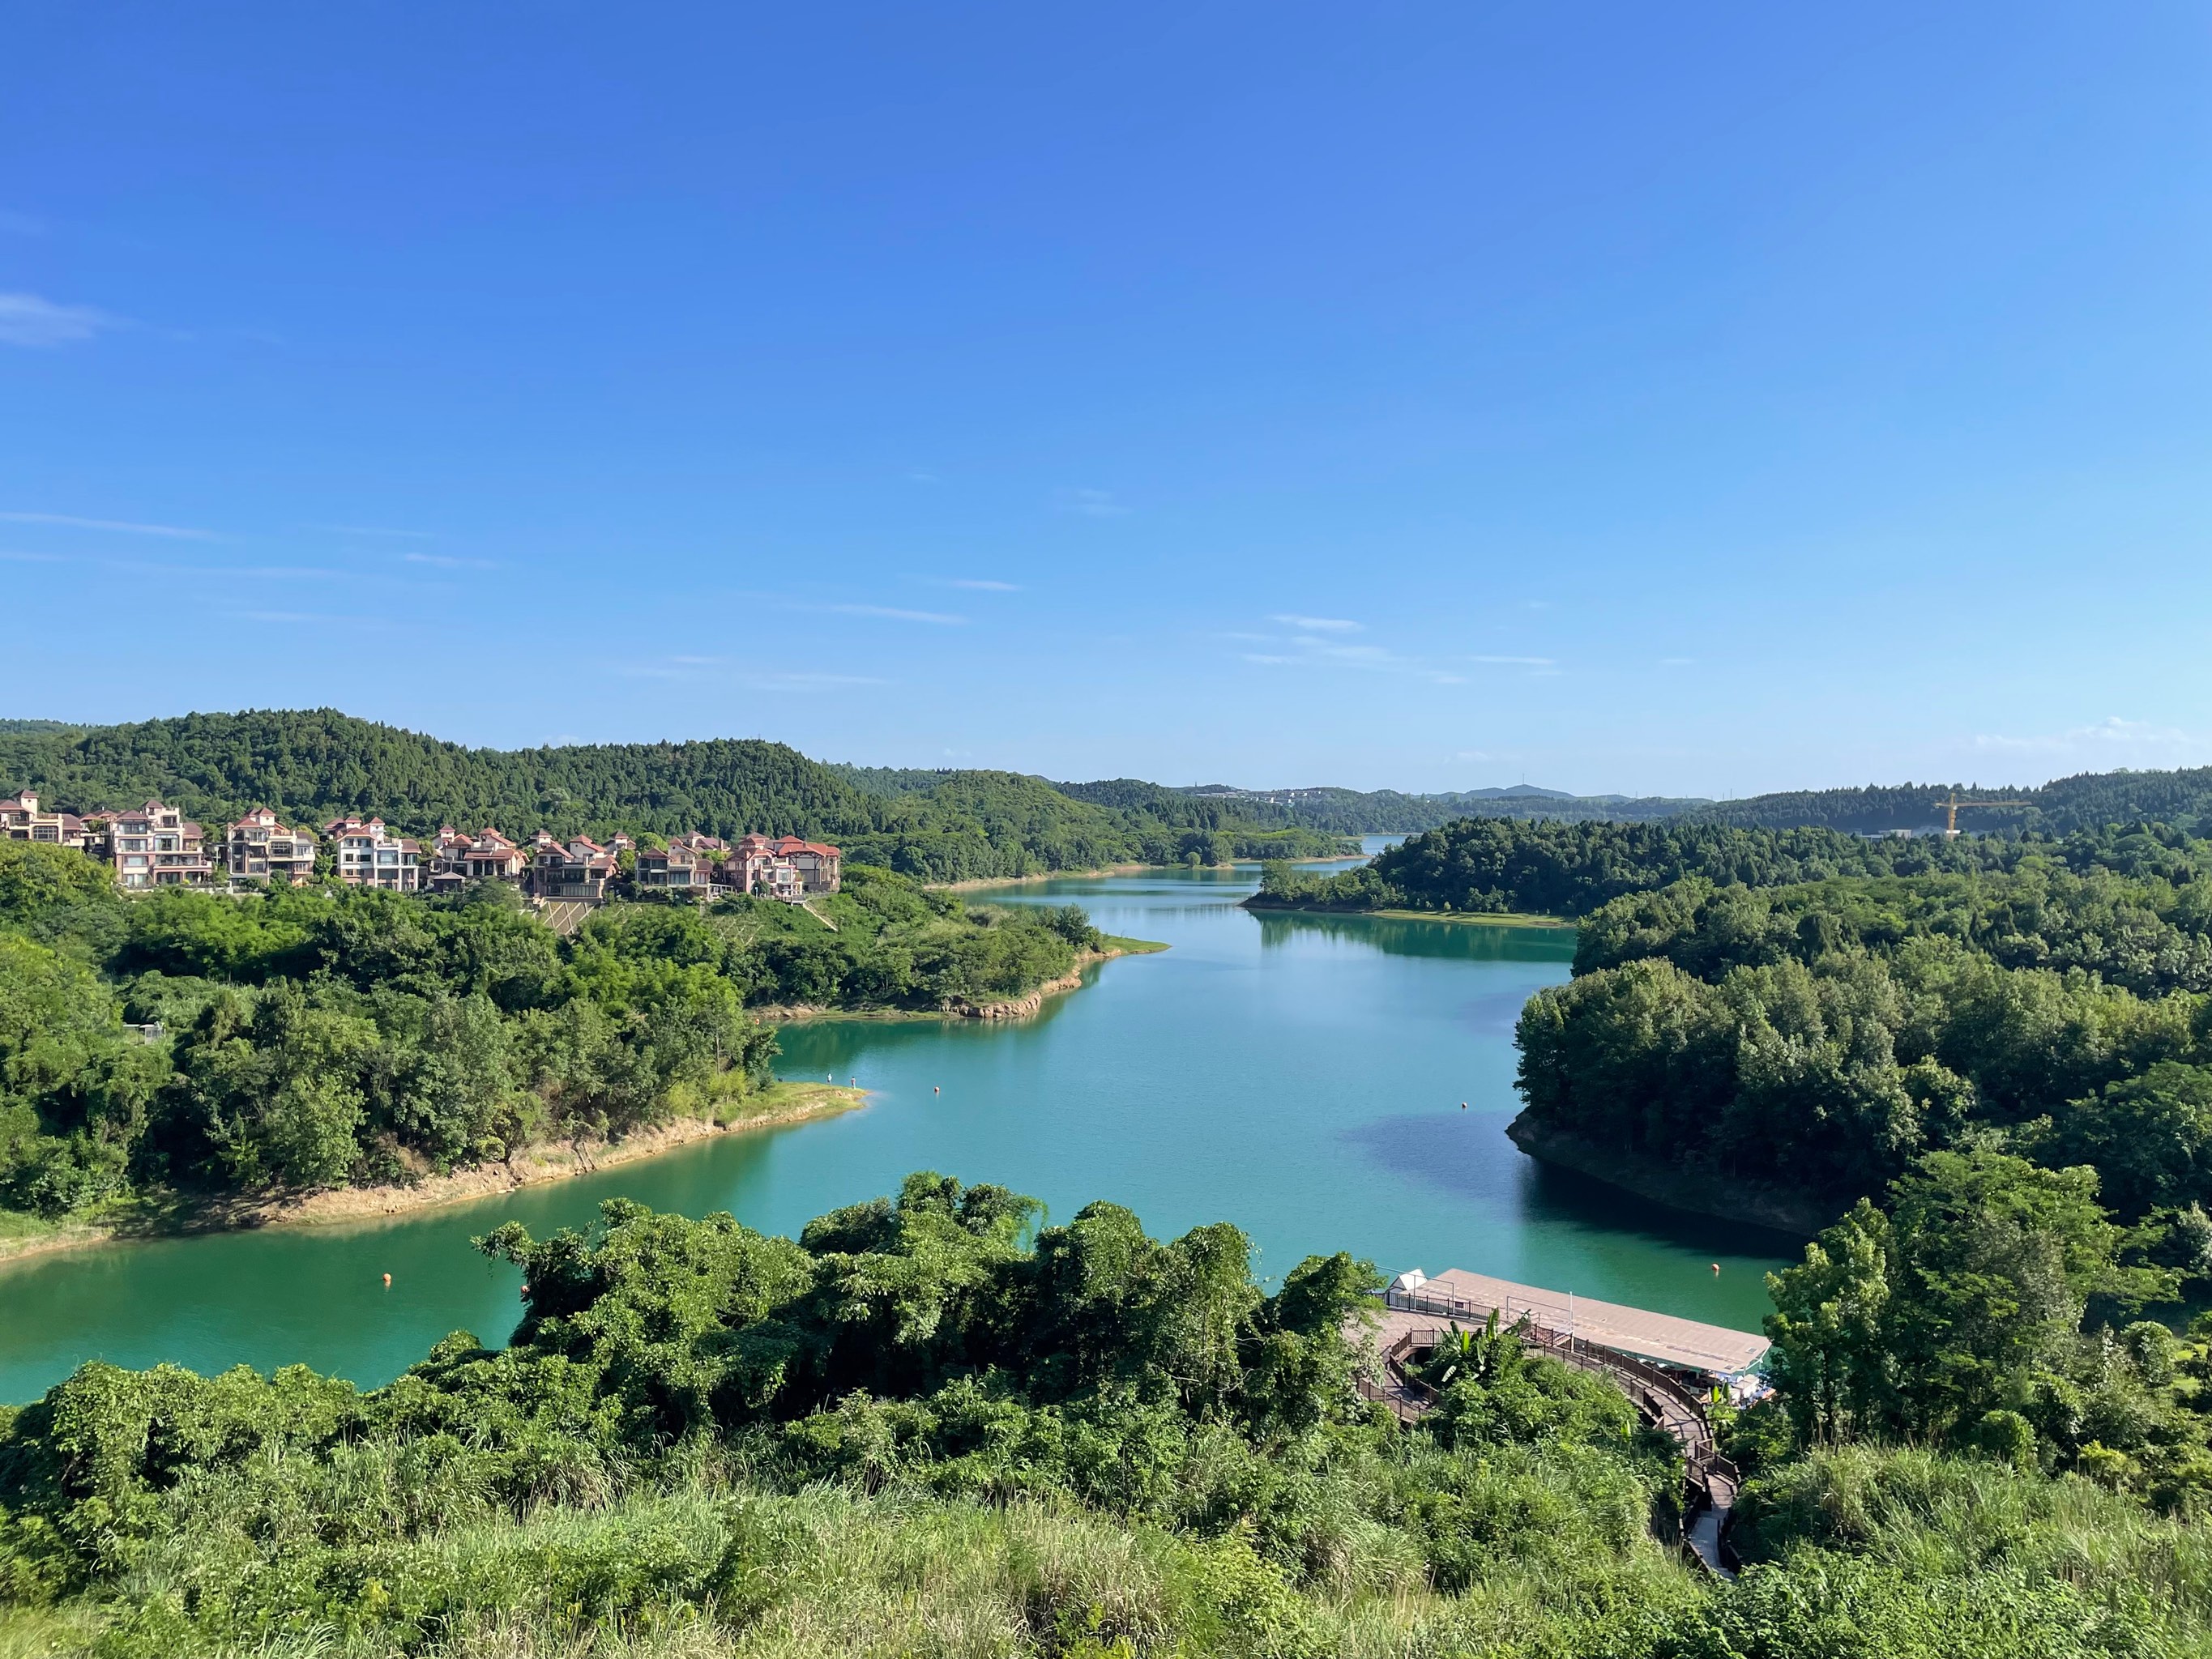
[1931,790,2030,838]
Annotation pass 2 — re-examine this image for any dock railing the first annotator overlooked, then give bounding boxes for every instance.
[1369,1295,1741,1547]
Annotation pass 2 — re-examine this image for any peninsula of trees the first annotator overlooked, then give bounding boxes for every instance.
[1511,818,2212,1247]
[0,842,1118,1231]
[1256,812,2212,1279]
[1246,817,2029,919]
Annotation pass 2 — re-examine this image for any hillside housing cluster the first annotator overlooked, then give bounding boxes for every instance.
[0,790,841,902]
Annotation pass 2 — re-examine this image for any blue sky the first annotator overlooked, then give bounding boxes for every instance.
[5,3,2208,795]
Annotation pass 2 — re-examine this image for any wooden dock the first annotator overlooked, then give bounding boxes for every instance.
[1357,1268,1768,1577]
[1383,1267,1770,1377]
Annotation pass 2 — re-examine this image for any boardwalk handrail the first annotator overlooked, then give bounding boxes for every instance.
[1383,1290,1737,1463]
[1368,1292,1744,1576]
[1370,1316,1740,1541]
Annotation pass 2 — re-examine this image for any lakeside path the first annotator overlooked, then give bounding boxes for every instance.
[0,1082,866,1271]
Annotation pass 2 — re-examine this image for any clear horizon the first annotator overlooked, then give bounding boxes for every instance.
[6,4,2209,796]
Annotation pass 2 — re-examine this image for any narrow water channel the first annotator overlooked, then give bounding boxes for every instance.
[0,860,1796,1403]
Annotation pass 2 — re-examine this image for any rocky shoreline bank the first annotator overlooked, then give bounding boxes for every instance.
[1505,1112,1832,1237]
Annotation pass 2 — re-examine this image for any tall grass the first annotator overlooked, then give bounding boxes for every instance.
[39,1472,1709,1659]
[1736,1445,2212,1639]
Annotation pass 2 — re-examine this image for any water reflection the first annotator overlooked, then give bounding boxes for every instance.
[1250,907,1576,962]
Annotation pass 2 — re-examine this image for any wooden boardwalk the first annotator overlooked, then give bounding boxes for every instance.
[1357,1293,1749,1578]
[1388,1267,1769,1376]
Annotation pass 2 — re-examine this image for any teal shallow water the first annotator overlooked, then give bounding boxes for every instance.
[0,863,1795,1402]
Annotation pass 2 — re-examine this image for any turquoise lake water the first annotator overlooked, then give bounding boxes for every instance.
[0,858,1796,1402]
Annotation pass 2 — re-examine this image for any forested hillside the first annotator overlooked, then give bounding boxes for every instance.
[17,711,2212,863]
[0,842,1100,1223]
[1685,768,2212,837]
[1510,821,2212,1243]
[6,1169,2211,1657]
[0,710,1347,881]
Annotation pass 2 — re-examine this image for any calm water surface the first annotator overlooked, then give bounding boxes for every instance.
[0,859,1794,1401]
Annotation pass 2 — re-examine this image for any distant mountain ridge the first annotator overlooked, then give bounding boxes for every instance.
[1168,783,1711,834]
[1173,770,2212,839]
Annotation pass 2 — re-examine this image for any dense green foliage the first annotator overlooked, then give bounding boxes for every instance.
[1687,769,2212,838]
[1514,828,2212,1226]
[1252,817,2019,919]
[0,844,1093,1221]
[0,710,1347,881]
[6,1176,2210,1657]
[1753,1149,2212,1496]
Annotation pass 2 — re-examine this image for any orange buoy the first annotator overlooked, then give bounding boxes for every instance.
[382,1273,391,1288]
[1710,1263,1721,1275]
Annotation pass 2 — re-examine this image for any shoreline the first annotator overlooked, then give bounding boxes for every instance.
[1505,1113,1830,1236]
[929,864,1151,891]
[0,1082,866,1270]
[759,938,1167,1024]
[1242,898,1574,928]
[0,936,1169,1269]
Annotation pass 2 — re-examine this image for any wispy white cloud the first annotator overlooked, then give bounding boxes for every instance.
[1972,716,2207,764]
[233,611,325,625]
[616,655,886,689]
[0,510,216,540]
[906,468,940,484]
[0,292,117,347]
[825,603,966,625]
[308,522,437,540]
[0,548,66,563]
[122,561,340,580]
[1297,640,1396,663]
[1237,615,1489,689]
[404,551,501,570]
[1061,488,1129,518]
[749,670,889,689]
[941,578,1019,591]
[1467,654,1555,667]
